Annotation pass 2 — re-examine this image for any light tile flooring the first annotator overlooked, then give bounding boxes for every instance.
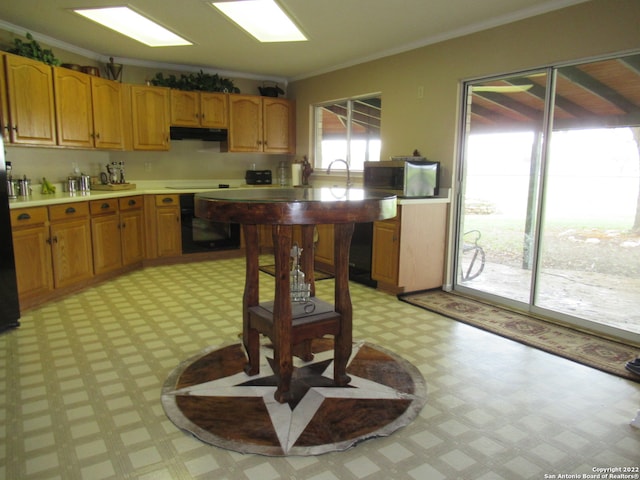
[1,256,639,479]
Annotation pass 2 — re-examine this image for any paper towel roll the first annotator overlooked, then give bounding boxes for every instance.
[291,164,302,186]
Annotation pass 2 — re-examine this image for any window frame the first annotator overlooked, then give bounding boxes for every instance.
[312,93,382,172]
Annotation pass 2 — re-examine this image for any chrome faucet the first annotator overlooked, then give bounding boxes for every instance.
[326,159,351,187]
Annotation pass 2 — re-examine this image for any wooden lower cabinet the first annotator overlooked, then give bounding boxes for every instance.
[119,197,145,265]
[49,203,94,289]
[91,195,144,275]
[154,194,182,257]
[11,202,94,303]
[372,217,400,285]
[372,203,447,293]
[10,207,53,301]
[314,224,334,269]
[91,199,122,274]
[11,197,146,310]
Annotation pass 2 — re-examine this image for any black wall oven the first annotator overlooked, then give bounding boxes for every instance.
[179,194,241,253]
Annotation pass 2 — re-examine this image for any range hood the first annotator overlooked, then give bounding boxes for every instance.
[170,127,228,141]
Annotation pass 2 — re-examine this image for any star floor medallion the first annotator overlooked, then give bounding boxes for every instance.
[162,339,427,456]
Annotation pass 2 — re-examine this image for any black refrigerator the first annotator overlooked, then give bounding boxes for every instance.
[0,134,20,331]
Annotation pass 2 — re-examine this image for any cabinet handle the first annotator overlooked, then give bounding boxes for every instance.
[121,222,126,229]
[17,213,31,221]
[128,199,136,206]
[65,207,76,214]
[101,203,110,209]
[95,132,101,140]
[12,125,18,132]
[48,236,58,244]
[162,197,174,204]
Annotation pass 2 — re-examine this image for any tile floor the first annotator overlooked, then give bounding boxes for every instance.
[1,257,639,479]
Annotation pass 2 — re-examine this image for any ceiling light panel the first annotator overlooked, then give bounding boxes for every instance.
[212,0,307,43]
[73,7,192,47]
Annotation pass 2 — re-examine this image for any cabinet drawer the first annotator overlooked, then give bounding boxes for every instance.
[10,207,48,228]
[90,199,118,215]
[155,194,179,207]
[49,202,90,221]
[119,195,143,211]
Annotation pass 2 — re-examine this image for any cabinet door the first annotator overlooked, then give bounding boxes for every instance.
[228,95,262,152]
[263,98,294,153]
[156,205,181,257]
[0,55,10,136]
[5,54,56,145]
[54,67,94,147]
[120,209,145,265]
[91,77,124,149]
[314,224,334,266]
[91,213,123,275]
[12,225,53,299]
[50,218,94,289]
[200,92,228,128]
[371,220,400,284]
[131,85,170,150]
[170,90,200,127]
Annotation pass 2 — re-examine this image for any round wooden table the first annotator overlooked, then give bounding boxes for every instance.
[195,187,397,403]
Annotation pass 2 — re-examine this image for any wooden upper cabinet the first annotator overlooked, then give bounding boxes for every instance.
[54,68,124,149]
[53,67,94,148]
[263,97,295,154]
[4,54,56,145]
[227,95,294,153]
[228,95,262,152]
[0,55,9,137]
[200,92,228,128]
[130,85,170,151]
[91,76,124,149]
[170,90,200,127]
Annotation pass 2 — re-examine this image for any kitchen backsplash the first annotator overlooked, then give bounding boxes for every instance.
[6,141,291,183]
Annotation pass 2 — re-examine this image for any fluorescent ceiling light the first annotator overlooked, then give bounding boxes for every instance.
[74,7,191,47]
[212,0,307,42]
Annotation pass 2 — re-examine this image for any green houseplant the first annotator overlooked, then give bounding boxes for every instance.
[7,32,61,66]
[150,70,240,93]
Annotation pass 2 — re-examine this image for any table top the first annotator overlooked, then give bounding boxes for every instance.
[195,187,397,225]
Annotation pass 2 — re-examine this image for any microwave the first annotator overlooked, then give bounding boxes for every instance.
[363,157,440,197]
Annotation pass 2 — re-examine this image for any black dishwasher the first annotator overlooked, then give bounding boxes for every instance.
[349,222,377,288]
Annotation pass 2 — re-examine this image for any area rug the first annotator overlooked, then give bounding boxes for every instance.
[259,264,333,280]
[399,289,640,383]
[162,339,426,456]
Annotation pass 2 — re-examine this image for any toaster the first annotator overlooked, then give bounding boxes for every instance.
[245,170,272,185]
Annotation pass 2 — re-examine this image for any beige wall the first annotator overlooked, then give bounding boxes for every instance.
[288,0,640,188]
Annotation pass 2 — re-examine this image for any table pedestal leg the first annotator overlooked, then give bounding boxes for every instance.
[272,224,293,403]
[242,224,260,376]
[333,223,354,386]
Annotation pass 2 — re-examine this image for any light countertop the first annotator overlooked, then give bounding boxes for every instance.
[9,180,450,209]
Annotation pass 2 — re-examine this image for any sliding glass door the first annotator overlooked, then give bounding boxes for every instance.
[455,54,640,341]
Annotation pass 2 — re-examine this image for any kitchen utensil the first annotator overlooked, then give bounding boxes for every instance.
[7,180,17,199]
[65,177,77,193]
[17,177,31,197]
[78,174,91,192]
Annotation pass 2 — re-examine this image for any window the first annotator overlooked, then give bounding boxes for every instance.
[313,95,381,171]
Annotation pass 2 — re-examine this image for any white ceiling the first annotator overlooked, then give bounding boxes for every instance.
[0,0,588,82]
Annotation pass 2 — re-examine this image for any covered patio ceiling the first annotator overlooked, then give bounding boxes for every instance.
[469,53,640,133]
